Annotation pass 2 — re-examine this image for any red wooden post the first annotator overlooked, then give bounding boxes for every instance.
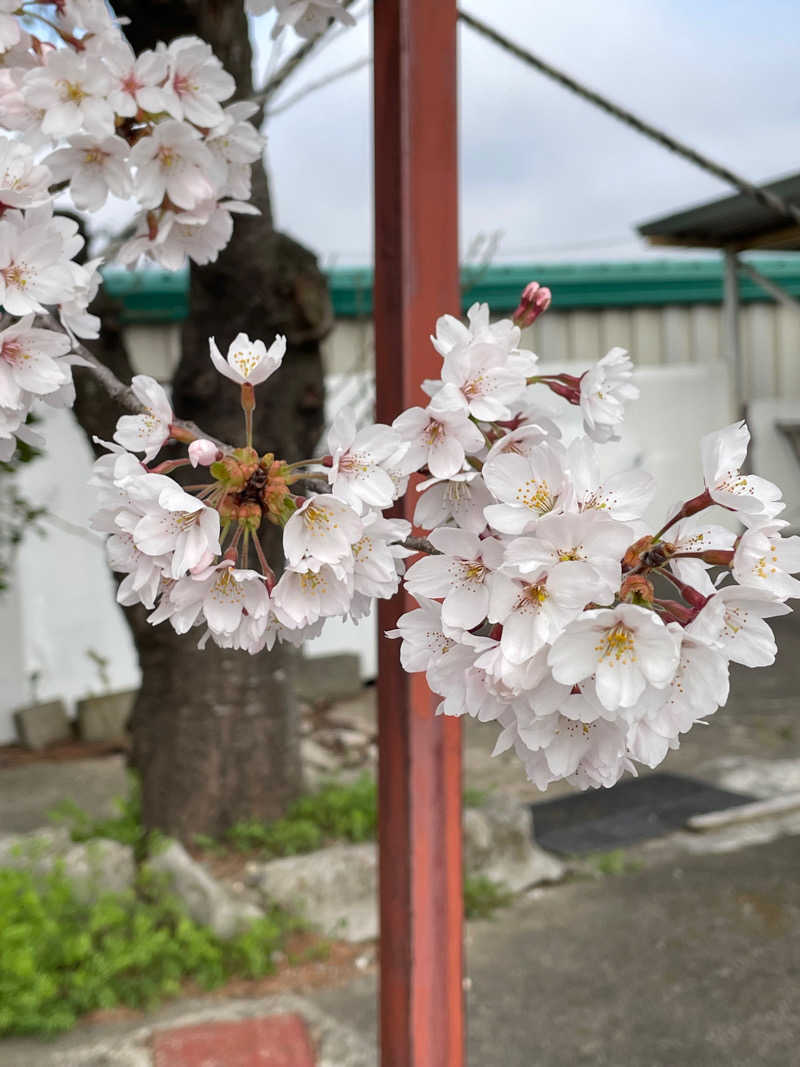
[373,3,464,1066]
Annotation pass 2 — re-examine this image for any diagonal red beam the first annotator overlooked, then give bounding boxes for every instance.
[373,2,464,1065]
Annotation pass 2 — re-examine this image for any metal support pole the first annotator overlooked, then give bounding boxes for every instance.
[736,259,800,313]
[373,3,464,1066]
[724,249,744,417]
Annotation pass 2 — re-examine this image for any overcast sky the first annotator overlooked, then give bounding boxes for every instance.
[251,0,800,267]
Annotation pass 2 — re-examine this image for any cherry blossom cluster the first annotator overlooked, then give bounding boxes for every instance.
[0,0,263,458]
[245,0,356,39]
[384,286,797,791]
[89,279,798,792]
[91,332,415,655]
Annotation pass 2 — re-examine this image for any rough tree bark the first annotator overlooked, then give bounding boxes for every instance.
[73,1,331,838]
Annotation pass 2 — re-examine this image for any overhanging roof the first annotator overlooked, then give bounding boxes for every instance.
[638,171,800,252]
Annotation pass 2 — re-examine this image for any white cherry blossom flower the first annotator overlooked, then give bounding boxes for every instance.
[579,347,638,443]
[501,511,633,606]
[113,375,173,462]
[119,200,257,270]
[209,331,286,386]
[161,37,235,127]
[732,519,800,600]
[169,560,269,636]
[386,597,474,699]
[431,301,523,358]
[59,255,103,339]
[404,529,504,629]
[0,2,21,53]
[414,471,493,534]
[667,517,737,597]
[283,493,363,570]
[548,604,681,712]
[23,50,114,138]
[130,480,221,578]
[483,441,571,534]
[487,569,587,665]
[392,383,484,479]
[687,584,791,667]
[271,564,353,628]
[129,120,216,211]
[0,314,71,408]
[103,40,169,117]
[440,341,531,422]
[0,210,75,315]
[567,436,655,521]
[350,514,412,600]
[700,421,784,520]
[105,532,169,611]
[46,135,131,212]
[205,101,263,199]
[0,136,52,208]
[327,409,408,514]
[268,0,357,39]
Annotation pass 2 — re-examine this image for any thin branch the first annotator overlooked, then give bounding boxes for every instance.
[266,55,371,118]
[400,535,440,555]
[44,316,233,452]
[252,0,361,108]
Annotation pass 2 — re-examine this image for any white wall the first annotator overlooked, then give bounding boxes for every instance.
[0,407,141,743]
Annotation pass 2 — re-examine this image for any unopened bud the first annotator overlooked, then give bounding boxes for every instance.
[512,281,552,328]
[620,574,655,604]
[188,439,220,468]
[623,535,655,570]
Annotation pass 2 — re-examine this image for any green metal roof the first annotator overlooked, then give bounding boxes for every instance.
[102,257,800,324]
[101,267,190,324]
[329,258,800,315]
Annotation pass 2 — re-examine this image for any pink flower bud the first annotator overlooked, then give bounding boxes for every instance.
[512,281,552,327]
[189,439,220,467]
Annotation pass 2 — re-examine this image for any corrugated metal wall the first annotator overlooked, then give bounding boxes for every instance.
[323,303,800,402]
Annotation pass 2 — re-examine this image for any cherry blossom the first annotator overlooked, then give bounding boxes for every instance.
[283,493,363,570]
[700,421,784,520]
[102,40,170,117]
[209,332,286,386]
[0,314,71,408]
[129,479,221,578]
[732,519,800,600]
[23,50,114,139]
[271,564,353,628]
[327,409,409,513]
[482,442,571,534]
[161,37,235,127]
[404,529,504,629]
[46,135,131,211]
[579,347,638,443]
[0,136,52,209]
[548,604,681,711]
[414,471,493,534]
[392,383,484,479]
[687,585,791,667]
[113,375,174,462]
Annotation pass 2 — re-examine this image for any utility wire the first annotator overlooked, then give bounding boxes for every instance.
[458,9,800,228]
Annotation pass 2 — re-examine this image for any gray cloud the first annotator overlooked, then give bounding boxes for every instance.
[257,2,799,265]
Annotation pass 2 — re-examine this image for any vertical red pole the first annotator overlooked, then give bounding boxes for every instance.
[373,3,463,1067]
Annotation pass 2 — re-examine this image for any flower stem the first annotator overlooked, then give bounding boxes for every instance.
[284,456,328,472]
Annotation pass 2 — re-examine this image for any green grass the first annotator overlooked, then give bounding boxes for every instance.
[585,849,643,877]
[0,866,301,1037]
[463,875,513,919]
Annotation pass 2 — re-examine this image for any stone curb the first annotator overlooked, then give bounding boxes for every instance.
[0,994,376,1067]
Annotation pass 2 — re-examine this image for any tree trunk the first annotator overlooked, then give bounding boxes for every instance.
[74,1,331,839]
